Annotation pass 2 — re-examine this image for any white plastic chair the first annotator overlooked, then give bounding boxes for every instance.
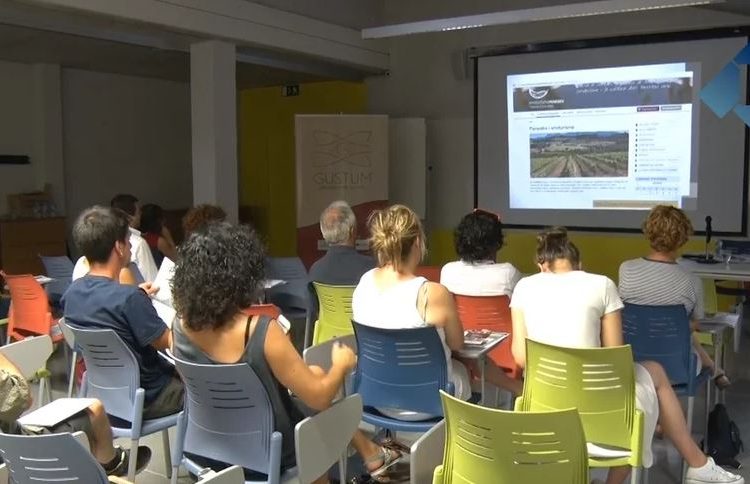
[198,466,244,483]
[409,420,446,484]
[57,318,79,397]
[0,335,53,407]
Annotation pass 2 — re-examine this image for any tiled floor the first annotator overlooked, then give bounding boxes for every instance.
[40,314,750,484]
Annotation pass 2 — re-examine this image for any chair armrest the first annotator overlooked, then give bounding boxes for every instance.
[432,465,445,484]
[302,334,357,372]
[108,477,133,483]
[410,420,446,484]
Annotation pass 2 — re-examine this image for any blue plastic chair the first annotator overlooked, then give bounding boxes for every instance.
[169,355,290,484]
[0,432,110,483]
[622,303,710,436]
[351,321,454,433]
[67,325,179,482]
[38,254,74,304]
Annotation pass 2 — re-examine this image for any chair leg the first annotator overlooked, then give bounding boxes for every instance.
[128,438,139,482]
[162,429,172,479]
[630,466,639,484]
[67,350,77,398]
[338,450,347,483]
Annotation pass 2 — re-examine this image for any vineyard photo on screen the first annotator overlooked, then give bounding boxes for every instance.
[529,131,629,178]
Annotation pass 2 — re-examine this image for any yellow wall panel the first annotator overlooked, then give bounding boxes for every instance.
[238,81,367,255]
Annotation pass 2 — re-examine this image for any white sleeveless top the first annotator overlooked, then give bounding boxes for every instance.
[352,269,453,377]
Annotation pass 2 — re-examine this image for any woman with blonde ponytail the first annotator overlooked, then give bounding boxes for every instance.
[352,205,522,421]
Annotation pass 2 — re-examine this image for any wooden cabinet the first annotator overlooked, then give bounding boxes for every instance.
[0,217,67,274]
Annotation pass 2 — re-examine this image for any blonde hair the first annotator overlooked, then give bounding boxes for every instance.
[642,205,693,253]
[368,204,425,271]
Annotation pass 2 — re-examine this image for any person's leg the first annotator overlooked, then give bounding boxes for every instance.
[84,400,116,463]
[692,333,715,370]
[483,362,523,395]
[640,361,706,468]
[605,466,631,484]
[351,431,400,474]
[142,375,185,419]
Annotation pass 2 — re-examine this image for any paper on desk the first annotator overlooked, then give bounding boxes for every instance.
[18,398,98,428]
[586,442,631,459]
[700,312,741,328]
[152,257,175,306]
[264,279,286,289]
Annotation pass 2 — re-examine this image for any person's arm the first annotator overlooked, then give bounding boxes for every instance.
[264,319,356,411]
[510,307,528,369]
[161,225,176,248]
[157,236,178,263]
[600,310,624,347]
[423,282,464,351]
[124,291,171,351]
[0,353,31,422]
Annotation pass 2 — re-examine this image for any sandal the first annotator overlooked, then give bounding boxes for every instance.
[364,446,403,482]
[714,371,732,390]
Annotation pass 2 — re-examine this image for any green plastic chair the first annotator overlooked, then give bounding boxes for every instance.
[311,282,355,345]
[516,340,644,483]
[433,391,589,484]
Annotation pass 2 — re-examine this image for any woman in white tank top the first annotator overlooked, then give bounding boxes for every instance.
[352,204,523,420]
[510,227,742,484]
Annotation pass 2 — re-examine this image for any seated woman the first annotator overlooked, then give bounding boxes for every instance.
[182,203,227,236]
[510,227,742,484]
[170,222,401,483]
[139,204,177,267]
[440,209,521,296]
[619,205,729,389]
[352,204,522,421]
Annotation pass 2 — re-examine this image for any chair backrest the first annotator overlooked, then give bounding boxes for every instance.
[438,391,589,484]
[243,304,282,319]
[0,432,108,483]
[0,335,53,380]
[312,282,355,344]
[295,394,363,484]
[520,339,638,452]
[65,326,141,421]
[1,272,52,338]
[454,294,517,375]
[38,255,74,296]
[414,266,441,283]
[57,317,76,351]
[352,321,450,417]
[171,354,278,475]
[622,303,695,388]
[265,257,310,311]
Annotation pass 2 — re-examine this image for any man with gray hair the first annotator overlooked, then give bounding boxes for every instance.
[309,200,375,285]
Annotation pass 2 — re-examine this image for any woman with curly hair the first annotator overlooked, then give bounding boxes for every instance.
[170,222,402,483]
[440,209,521,296]
[619,205,729,389]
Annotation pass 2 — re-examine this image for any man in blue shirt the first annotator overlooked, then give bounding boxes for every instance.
[309,201,375,286]
[62,206,183,419]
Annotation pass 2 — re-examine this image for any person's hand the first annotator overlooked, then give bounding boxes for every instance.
[139,282,160,297]
[331,341,357,371]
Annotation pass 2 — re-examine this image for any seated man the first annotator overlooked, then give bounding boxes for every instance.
[0,350,151,476]
[62,206,184,419]
[309,200,375,285]
[111,193,158,283]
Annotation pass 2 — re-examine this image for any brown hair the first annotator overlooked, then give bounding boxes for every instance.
[536,226,581,270]
[642,205,692,253]
[368,204,426,272]
[182,204,227,236]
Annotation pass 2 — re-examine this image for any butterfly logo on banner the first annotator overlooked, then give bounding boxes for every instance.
[312,130,373,168]
[701,43,750,127]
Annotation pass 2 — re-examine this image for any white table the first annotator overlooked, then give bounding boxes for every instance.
[678,258,750,282]
[455,332,509,405]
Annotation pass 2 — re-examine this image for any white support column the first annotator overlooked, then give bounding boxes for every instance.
[31,63,65,214]
[190,40,238,223]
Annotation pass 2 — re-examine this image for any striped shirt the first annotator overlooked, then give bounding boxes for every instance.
[618,258,704,319]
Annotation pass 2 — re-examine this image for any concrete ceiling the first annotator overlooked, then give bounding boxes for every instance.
[0,22,331,88]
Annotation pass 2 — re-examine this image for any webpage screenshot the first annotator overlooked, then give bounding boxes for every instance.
[506,63,696,210]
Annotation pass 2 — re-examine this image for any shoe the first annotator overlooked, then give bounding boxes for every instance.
[685,457,744,483]
[106,445,152,477]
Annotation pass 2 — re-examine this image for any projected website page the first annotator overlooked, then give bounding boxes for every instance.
[507,63,695,210]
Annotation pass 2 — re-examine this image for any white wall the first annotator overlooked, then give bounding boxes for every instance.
[367,6,750,229]
[62,68,192,221]
[0,60,38,215]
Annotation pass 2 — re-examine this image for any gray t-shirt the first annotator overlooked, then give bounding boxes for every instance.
[618,258,704,319]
